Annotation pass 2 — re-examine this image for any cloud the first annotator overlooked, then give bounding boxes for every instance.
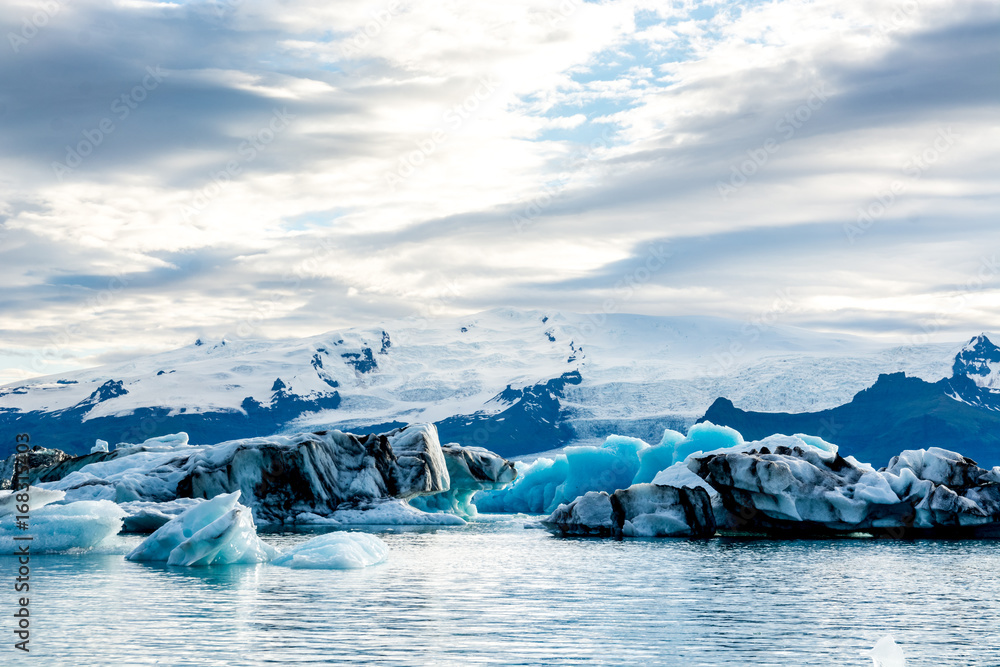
[0,0,998,381]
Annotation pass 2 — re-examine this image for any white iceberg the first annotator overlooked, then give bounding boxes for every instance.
[119,498,206,532]
[0,486,67,515]
[91,439,109,453]
[868,635,905,666]
[271,532,388,569]
[295,499,466,526]
[126,491,277,566]
[0,487,124,552]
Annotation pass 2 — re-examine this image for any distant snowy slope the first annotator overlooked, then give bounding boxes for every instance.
[0,308,966,458]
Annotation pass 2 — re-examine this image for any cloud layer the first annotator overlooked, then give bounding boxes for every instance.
[1,0,998,382]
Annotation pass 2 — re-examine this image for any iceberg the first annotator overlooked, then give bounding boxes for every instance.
[542,484,716,538]
[294,499,467,526]
[126,490,390,569]
[868,635,905,666]
[689,440,1000,536]
[0,487,124,552]
[0,446,71,490]
[271,532,388,569]
[126,491,277,565]
[0,486,66,514]
[119,498,206,532]
[477,423,755,515]
[476,435,649,514]
[31,424,507,526]
[91,439,109,454]
[409,443,517,517]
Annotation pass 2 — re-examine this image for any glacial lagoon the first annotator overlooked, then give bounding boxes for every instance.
[9,517,1000,666]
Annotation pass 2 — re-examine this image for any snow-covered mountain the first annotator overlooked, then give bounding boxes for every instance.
[703,333,1000,466]
[0,308,973,458]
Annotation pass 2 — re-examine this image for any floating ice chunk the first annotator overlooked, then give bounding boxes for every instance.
[92,439,109,453]
[297,499,466,526]
[0,500,125,553]
[126,491,277,566]
[477,435,648,514]
[409,443,516,518]
[117,432,191,452]
[480,423,771,515]
[670,422,747,464]
[119,498,206,533]
[271,532,388,569]
[868,635,905,666]
[543,485,716,538]
[0,486,65,515]
[631,429,684,484]
[542,491,615,536]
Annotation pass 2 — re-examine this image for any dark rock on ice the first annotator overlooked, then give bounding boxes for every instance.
[542,483,716,538]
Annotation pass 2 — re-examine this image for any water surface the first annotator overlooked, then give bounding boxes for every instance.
[6,516,1000,665]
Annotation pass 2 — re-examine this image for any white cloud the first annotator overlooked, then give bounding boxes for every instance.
[0,0,998,380]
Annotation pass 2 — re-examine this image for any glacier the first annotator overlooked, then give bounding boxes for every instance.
[0,308,968,465]
[271,532,388,569]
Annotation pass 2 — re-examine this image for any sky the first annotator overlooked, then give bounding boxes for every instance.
[0,0,998,383]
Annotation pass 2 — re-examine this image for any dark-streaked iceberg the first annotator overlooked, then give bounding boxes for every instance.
[29,423,514,528]
[542,484,716,538]
[690,442,1000,537]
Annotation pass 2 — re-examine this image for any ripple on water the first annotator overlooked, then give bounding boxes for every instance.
[7,519,1000,665]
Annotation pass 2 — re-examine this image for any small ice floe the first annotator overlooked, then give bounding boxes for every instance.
[126,491,276,566]
[868,635,905,667]
[270,532,388,569]
[0,487,125,552]
[126,491,390,569]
